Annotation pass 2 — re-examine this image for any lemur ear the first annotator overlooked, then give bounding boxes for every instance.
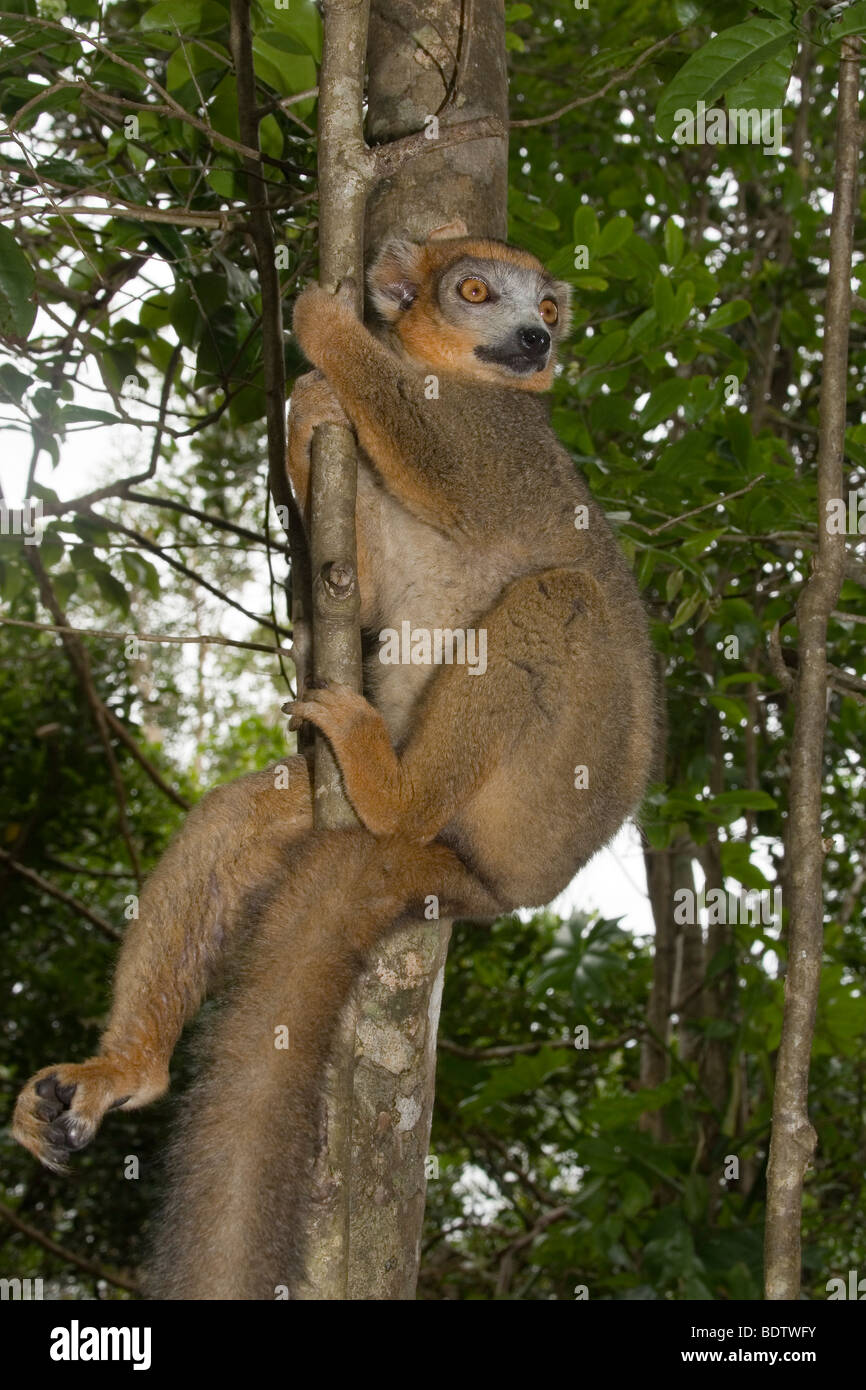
[427,218,469,241]
[367,238,424,322]
[552,280,573,336]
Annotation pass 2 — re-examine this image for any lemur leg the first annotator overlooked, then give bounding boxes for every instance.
[146,829,503,1299]
[289,567,600,843]
[13,756,313,1171]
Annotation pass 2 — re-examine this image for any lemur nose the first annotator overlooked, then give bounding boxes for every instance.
[518,327,550,356]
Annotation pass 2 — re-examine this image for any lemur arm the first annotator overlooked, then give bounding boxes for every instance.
[292,285,463,529]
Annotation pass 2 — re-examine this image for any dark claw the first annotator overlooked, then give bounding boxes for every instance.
[108,1095,131,1111]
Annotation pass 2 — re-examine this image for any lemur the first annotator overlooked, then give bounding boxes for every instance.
[13,221,656,1298]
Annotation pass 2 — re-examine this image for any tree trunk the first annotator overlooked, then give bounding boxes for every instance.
[299,0,508,1301]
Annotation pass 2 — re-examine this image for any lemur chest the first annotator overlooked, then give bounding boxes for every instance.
[356,463,517,745]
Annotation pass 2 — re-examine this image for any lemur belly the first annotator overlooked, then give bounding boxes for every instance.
[357,462,518,746]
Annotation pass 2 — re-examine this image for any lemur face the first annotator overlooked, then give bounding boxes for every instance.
[368,225,572,391]
[435,253,567,379]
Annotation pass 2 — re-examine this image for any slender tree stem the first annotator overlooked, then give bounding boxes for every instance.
[764,37,862,1302]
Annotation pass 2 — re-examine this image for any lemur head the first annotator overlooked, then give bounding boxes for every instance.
[368,219,571,391]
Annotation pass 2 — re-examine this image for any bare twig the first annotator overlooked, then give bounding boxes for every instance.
[768,622,795,693]
[642,475,766,537]
[0,203,237,230]
[369,114,506,178]
[122,492,267,546]
[89,512,293,639]
[25,551,142,884]
[0,616,291,658]
[229,0,312,688]
[0,849,120,942]
[510,34,680,128]
[0,12,300,171]
[0,1200,138,1293]
[100,709,191,812]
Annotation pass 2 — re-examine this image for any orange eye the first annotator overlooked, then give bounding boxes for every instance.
[540,298,559,325]
[458,277,490,303]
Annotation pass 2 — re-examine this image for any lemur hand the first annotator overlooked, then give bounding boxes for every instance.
[292,280,358,364]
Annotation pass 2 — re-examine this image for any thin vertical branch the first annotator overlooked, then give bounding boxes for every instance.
[764,38,862,1301]
[229,0,312,695]
[296,0,369,1301]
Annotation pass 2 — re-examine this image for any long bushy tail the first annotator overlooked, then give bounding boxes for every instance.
[144,828,497,1300]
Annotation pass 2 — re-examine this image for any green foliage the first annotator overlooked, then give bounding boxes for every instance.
[1,0,864,1301]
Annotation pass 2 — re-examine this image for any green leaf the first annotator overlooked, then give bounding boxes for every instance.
[726,42,796,114]
[510,190,560,231]
[653,273,675,330]
[0,226,36,339]
[720,841,772,891]
[703,299,751,331]
[572,205,599,252]
[829,1,866,39]
[709,789,777,812]
[59,406,123,426]
[597,215,633,256]
[462,1046,572,1114]
[532,915,630,1009]
[121,552,161,597]
[140,0,229,33]
[93,567,131,616]
[670,589,702,629]
[638,377,692,430]
[0,362,32,402]
[664,218,684,267]
[679,527,725,559]
[271,0,322,60]
[254,31,309,57]
[655,18,796,142]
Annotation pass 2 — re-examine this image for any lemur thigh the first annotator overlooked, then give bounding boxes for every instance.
[12,756,313,1171]
[292,567,599,842]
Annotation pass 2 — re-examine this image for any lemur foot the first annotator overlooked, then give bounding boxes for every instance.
[288,369,348,431]
[13,1056,168,1172]
[284,683,411,836]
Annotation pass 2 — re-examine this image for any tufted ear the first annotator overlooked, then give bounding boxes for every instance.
[367,238,425,322]
[427,217,469,241]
